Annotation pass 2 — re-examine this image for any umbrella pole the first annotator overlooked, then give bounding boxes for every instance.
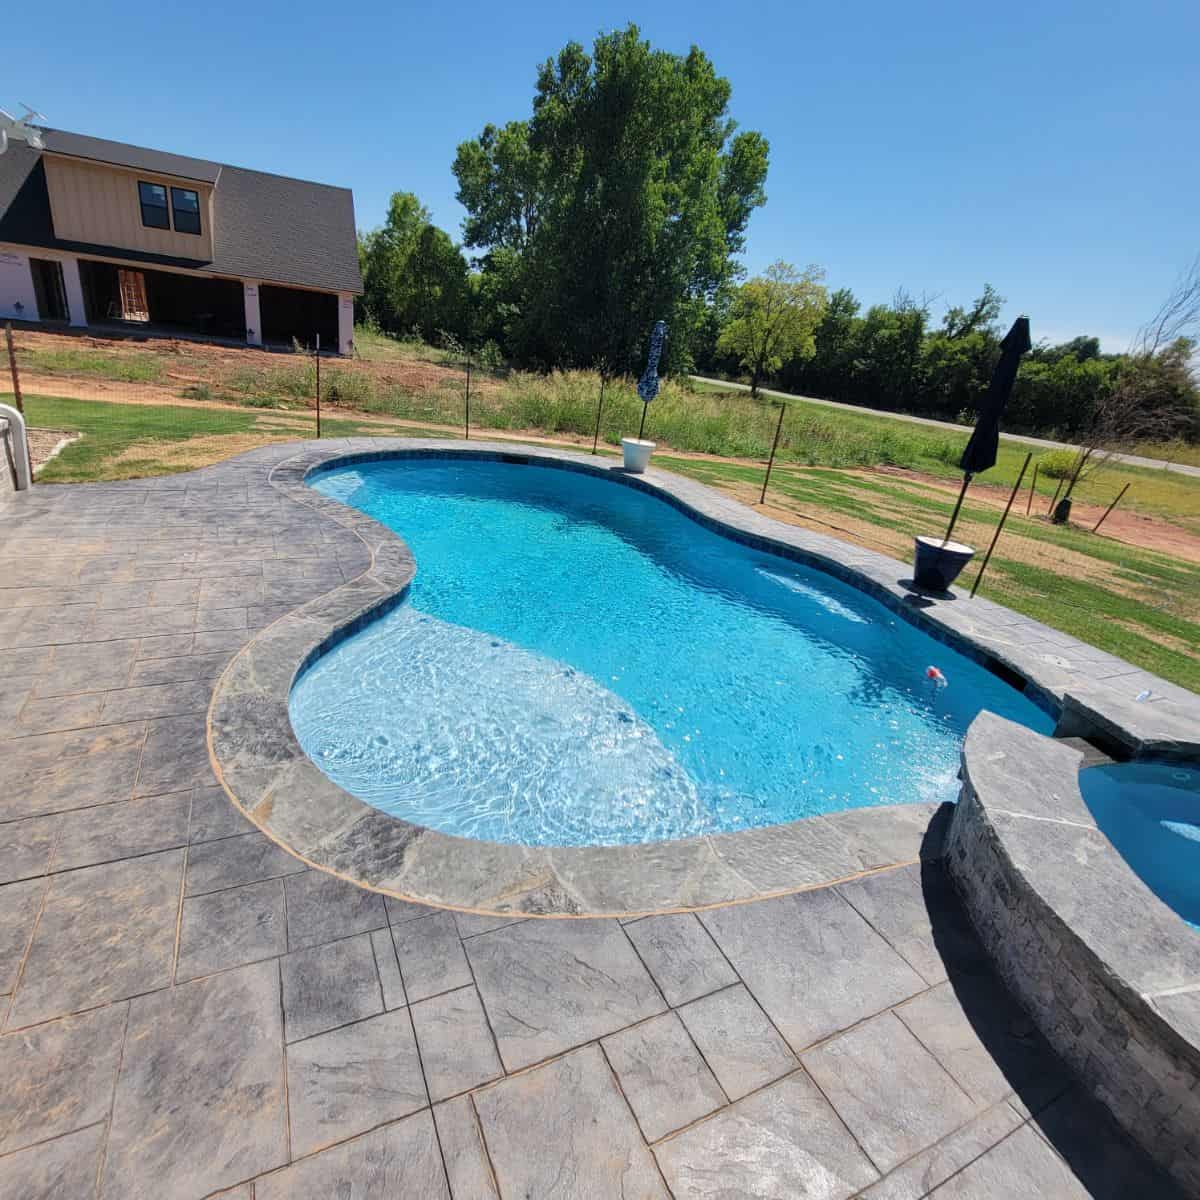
[942,474,972,545]
[637,401,648,442]
[970,452,1031,598]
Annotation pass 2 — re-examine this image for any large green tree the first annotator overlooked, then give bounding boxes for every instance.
[716,262,827,396]
[778,286,860,396]
[452,26,768,374]
[358,192,470,342]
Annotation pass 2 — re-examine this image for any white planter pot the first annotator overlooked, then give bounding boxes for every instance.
[621,438,656,474]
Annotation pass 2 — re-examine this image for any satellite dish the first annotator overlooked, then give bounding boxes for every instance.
[0,104,47,155]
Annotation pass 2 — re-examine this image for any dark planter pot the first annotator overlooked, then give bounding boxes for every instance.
[1052,497,1073,525]
[913,536,975,592]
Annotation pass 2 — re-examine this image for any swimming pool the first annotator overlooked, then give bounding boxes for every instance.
[289,458,1054,847]
[1079,761,1200,931]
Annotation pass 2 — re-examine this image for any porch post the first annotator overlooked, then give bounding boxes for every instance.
[337,293,354,356]
[61,257,87,327]
[243,281,262,346]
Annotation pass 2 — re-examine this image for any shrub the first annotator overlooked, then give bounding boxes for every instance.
[322,369,375,408]
[1038,449,1078,479]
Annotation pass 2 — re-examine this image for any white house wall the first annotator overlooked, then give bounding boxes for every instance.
[0,248,38,322]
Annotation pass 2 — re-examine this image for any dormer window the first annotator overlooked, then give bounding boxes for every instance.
[137,181,202,235]
[171,187,202,235]
[138,181,170,230]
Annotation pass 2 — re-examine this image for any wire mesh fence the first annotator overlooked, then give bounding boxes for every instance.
[0,318,969,500]
[0,322,482,482]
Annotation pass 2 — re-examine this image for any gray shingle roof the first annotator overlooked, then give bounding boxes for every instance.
[0,130,362,294]
[40,129,222,185]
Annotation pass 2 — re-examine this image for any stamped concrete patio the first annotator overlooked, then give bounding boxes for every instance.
[0,443,1189,1199]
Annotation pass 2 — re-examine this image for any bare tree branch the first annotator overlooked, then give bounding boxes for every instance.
[1058,256,1200,504]
[1132,255,1200,357]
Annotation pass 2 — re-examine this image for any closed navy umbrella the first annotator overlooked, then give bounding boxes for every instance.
[942,316,1032,542]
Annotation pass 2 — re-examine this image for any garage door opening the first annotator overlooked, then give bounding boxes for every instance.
[78,262,246,339]
[259,285,337,349]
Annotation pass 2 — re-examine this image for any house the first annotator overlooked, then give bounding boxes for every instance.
[0,127,362,354]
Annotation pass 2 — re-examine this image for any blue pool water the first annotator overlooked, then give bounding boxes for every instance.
[290,459,1054,847]
[1080,761,1200,931]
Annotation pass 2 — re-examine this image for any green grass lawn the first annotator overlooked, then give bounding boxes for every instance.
[681,380,1200,532]
[18,395,264,481]
[8,389,1198,692]
[8,394,463,482]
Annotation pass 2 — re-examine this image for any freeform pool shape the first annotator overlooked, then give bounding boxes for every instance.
[1080,760,1200,930]
[289,459,1054,847]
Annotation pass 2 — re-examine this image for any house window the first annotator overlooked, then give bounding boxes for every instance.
[138,181,170,230]
[171,187,202,235]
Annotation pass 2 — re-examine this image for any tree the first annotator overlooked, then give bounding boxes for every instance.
[779,286,860,397]
[850,293,930,411]
[1057,257,1200,509]
[716,262,827,396]
[1029,335,1102,365]
[918,287,1005,419]
[940,283,1002,340]
[453,25,769,373]
[452,122,543,254]
[358,192,470,342]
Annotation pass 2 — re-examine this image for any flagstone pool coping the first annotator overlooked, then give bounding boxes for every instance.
[207,438,1200,917]
[946,712,1200,1195]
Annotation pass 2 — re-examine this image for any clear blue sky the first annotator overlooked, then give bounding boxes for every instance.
[8,0,1196,350]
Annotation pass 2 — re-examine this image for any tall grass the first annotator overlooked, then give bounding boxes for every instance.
[221,363,316,408]
[474,371,968,468]
[219,361,972,467]
[352,325,458,366]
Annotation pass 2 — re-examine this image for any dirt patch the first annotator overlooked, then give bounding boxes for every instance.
[714,472,1199,627]
[107,432,305,473]
[26,428,79,472]
[867,465,1200,563]
[12,326,489,408]
[722,478,910,558]
[18,372,268,413]
[1111,620,1196,656]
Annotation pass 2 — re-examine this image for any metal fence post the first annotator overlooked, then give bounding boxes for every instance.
[315,333,321,439]
[1025,460,1038,515]
[1046,477,1063,516]
[970,451,1031,597]
[1093,483,1130,533]
[5,323,24,416]
[759,403,786,504]
[464,352,471,440]
[4,322,32,481]
[592,377,606,454]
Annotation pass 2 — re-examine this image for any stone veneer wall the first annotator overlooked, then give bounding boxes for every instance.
[946,747,1200,1195]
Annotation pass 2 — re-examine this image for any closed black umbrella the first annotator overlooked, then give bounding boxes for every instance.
[942,316,1032,543]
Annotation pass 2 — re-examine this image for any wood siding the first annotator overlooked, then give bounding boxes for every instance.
[43,155,215,261]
